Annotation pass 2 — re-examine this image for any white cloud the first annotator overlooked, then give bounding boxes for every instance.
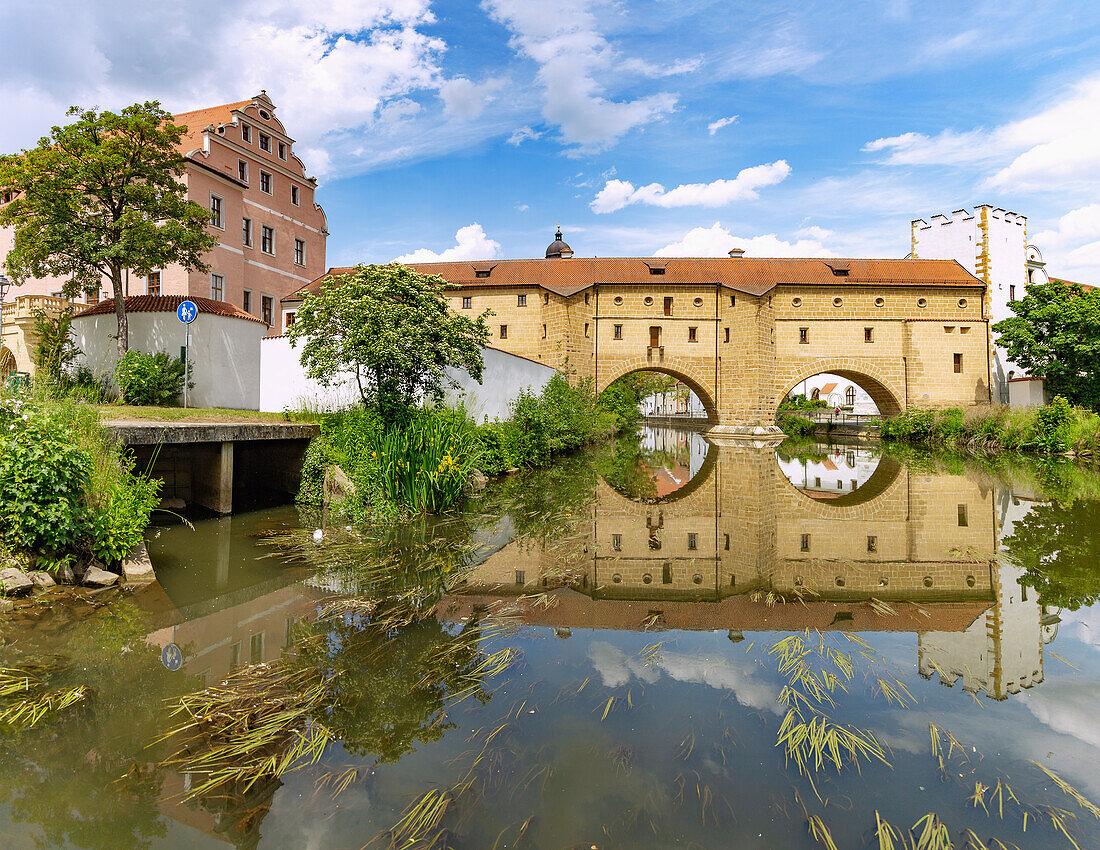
[439,76,503,120]
[507,125,541,146]
[707,115,739,135]
[482,0,679,153]
[515,203,529,212]
[393,223,501,263]
[1031,204,1100,282]
[862,129,991,166]
[653,222,833,258]
[590,161,791,213]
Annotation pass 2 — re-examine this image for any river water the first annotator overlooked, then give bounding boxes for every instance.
[2,425,1100,849]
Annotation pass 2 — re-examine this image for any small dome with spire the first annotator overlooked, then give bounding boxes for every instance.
[545,226,574,259]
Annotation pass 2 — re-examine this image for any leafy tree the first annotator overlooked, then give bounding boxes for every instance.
[993,279,1100,410]
[288,264,491,427]
[1005,497,1100,610]
[0,103,219,356]
[31,306,81,383]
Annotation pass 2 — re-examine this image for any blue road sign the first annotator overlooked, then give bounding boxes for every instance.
[161,643,184,671]
[177,300,198,324]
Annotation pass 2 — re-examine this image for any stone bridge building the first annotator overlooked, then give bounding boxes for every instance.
[287,230,992,437]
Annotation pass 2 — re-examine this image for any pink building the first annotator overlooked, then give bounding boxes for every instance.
[0,91,327,332]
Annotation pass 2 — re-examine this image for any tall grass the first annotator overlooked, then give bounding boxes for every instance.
[376,409,479,513]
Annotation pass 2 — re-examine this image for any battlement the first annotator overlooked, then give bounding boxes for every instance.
[913,205,1026,231]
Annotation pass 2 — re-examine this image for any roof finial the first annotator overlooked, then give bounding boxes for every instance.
[555,222,563,240]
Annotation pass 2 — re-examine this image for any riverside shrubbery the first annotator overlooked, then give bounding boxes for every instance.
[0,389,160,572]
[881,397,1100,456]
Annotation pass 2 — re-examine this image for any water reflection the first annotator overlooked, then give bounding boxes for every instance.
[4,426,1100,848]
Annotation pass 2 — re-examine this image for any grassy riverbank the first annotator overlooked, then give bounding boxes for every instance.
[881,397,1100,457]
[0,387,160,581]
[299,374,639,520]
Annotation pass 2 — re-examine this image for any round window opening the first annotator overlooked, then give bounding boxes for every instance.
[958,298,968,308]
[644,296,654,306]
[917,298,928,308]
[259,110,270,119]
[792,297,802,307]
[642,573,653,584]
[692,573,703,585]
[613,296,623,306]
[612,573,622,584]
[693,297,703,307]
[879,577,889,587]
[833,297,843,307]
[923,575,934,588]
[875,297,885,307]
[835,576,846,587]
[966,574,976,588]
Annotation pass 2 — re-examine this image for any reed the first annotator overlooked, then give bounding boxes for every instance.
[0,666,88,728]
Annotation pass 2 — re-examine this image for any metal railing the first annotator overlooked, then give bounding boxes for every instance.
[782,409,882,429]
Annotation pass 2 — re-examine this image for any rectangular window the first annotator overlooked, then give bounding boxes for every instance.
[291,185,299,206]
[724,533,730,551]
[238,159,248,182]
[499,324,508,339]
[953,352,963,373]
[517,294,526,307]
[724,327,730,343]
[584,322,590,337]
[261,225,274,255]
[249,632,265,665]
[650,326,661,347]
[730,295,736,306]
[688,327,697,342]
[1010,285,1016,301]
[542,324,547,339]
[867,535,877,553]
[613,324,622,340]
[210,273,224,300]
[261,295,273,326]
[285,311,296,329]
[242,217,252,247]
[515,570,525,585]
[663,296,673,316]
[958,504,968,527]
[278,141,287,160]
[662,564,672,584]
[462,296,471,309]
[294,238,305,265]
[259,133,271,152]
[584,293,590,304]
[799,327,809,344]
[229,641,241,670]
[612,534,622,551]
[800,533,811,552]
[544,292,550,305]
[209,194,223,229]
[260,171,272,194]
[687,532,697,550]
[242,289,252,314]
[475,269,490,278]
[146,272,160,296]
[864,327,874,343]
[241,123,251,143]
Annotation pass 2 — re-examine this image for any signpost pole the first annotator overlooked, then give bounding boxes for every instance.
[177,300,198,409]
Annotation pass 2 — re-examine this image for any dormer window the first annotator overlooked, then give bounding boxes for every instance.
[475,270,490,279]
[650,267,665,275]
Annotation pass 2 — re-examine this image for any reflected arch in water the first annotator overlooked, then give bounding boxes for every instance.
[597,361,719,425]
[777,357,905,417]
[775,447,904,510]
[599,435,717,505]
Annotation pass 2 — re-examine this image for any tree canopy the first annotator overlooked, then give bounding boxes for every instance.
[0,102,218,356]
[288,263,491,426]
[993,279,1100,410]
[1004,497,1100,611]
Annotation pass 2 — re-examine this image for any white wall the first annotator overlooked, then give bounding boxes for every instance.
[259,337,557,419]
[73,311,266,410]
[789,373,878,414]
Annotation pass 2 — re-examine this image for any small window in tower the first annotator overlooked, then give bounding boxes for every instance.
[724,327,730,343]
[499,325,508,339]
[663,296,673,316]
[953,353,963,373]
[585,293,590,304]
[958,504,969,527]
[612,534,622,551]
[693,297,703,306]
[544,292,550,304]
[799,327,809,344]
[867,535,877,553]
[864,327,874,343]
[517,293,526,306]
[687,533,697,550]
[801,533,811,552]
[688,327,698,342]
[584,323,589,337]
[542,324,547,339]
[730,295,736,306]
[613,324,622,340]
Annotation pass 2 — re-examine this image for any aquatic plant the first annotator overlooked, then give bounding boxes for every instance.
[0,666,88,728]
[376,409,479,513]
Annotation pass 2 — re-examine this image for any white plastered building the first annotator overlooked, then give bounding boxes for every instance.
[911,206,1047,406]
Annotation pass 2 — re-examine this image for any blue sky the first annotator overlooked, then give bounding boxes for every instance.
[4,0,1100,279]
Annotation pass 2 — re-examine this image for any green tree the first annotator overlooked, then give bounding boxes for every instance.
[0,103,219,357]
[993,279,1100,410]
[288,264,491,427]
[31,306,81,383]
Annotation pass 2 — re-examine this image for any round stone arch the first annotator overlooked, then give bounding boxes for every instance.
[776,358,904,417]
[597,358,719,425]
[773,453,906,520]
[0,347,15,383]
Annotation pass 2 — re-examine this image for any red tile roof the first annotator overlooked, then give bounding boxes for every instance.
[285,257,983,302]
[74,295,266,324]
[1050,277,1097,292]
[173,100,252,155]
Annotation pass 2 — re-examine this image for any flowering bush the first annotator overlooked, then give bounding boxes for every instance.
[376,410,478,513]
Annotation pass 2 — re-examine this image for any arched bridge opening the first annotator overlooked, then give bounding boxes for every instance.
[598,363,720,426]
[778,361,905,420]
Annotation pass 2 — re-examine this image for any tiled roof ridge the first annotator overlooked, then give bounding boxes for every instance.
[73,295,266,324]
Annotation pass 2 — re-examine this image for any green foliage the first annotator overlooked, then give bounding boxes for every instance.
[31,307,81,383]
[83,461,160,566]
[881,400,1100,456]
[297,440,330,507]
[288,264,491,428]
[376,409,478,513]
[0,395,90,551]
[1005,498,1100,610]
[0,102,219,355]
[993,278,1100,410]
[777,413,818,436]
[114,350,185,406]
[779,393,830,411]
